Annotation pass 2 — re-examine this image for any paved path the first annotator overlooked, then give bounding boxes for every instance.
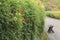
[45,17,60,40]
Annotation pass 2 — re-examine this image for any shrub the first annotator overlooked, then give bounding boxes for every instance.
[18,0,45,40]
[0,0,22,40]
[0,0,45,40]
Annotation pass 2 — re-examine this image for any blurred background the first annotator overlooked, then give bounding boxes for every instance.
[43,0,60,19]
[43,0,60,11]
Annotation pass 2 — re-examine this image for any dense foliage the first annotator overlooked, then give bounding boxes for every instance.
[0,0,45,40]
[0,0,22,40]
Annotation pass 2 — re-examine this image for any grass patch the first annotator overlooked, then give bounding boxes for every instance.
[43,33,48,40]
[46,11,60,19]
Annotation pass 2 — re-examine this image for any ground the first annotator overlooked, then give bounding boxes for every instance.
[45,17,60,40]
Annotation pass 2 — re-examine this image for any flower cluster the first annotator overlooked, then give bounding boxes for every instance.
[19,1,42,21]
[38,1,42,6]
[19,9,23,13]
[21,17,25,21]
[19,9,25,21]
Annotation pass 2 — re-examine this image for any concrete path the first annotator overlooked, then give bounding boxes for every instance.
[45,17,60,40]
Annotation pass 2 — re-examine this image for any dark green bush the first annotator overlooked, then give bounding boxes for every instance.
[0,0,45,40]
[19,0,45,40]
[0,0,22,40]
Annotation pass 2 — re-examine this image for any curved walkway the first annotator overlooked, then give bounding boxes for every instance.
[45,17,60,40]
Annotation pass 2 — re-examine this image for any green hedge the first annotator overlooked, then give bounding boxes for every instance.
[0,0,45,40]
[0,0,22,40]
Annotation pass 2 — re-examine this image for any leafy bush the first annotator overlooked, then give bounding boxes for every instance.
[0,0,22,40]
[19,0,45,40]
[0,0,45,40]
